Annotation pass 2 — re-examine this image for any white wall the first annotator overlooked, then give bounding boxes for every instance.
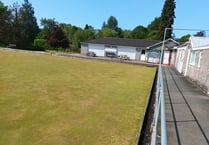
[88,44,105,56]
[118,46,136,59]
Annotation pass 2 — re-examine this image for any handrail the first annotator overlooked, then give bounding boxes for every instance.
[151,28,168,145]
[151,65,167,145]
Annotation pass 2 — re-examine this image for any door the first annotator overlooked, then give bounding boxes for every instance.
[177,50,184,73]
[163,51,170,65]
[140,49,146,61]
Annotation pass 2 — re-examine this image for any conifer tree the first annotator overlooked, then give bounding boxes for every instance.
[159,0,176,40]
[0,1,11,45]
[18,0,39,48]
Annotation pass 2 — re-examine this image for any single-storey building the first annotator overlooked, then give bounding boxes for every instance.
[147,38,180,65]
[175,36,209,94]
[81,37,179,64]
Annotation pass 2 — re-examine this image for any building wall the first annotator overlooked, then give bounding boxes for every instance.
[83,43,150,60]
[88,44,105,56]
[170,50,177,66]
[185,49,209,94]
[175,46,187,74]
[117,46,136,60]
[81,44,88,55]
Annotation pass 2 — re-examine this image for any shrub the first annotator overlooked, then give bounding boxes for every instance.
[34,38,49,50]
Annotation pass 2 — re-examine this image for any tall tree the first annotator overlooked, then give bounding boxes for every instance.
[37,18,58,39]
[18,0,39,48]
[107,16,118,30]
[147,17,161,31]
[10,2,21,45]
[159,0,176,40]
[0,1,11,45]
[97,27,118,38]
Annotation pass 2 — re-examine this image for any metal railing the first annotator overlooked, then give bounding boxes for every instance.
[150,28,169,145]
[151,65,167,145]
[150,28,209,145]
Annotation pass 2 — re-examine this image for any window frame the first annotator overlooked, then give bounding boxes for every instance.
[190,51,196,66]
[197,51,203,68]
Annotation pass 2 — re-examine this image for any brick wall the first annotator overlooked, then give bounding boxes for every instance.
[186,49,209,94]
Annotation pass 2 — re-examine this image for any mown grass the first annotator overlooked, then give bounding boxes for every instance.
[0,49,156,145]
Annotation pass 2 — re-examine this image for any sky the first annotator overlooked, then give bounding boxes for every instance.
[3,0,209,38]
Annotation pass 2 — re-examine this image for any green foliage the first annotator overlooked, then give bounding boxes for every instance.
[97,27,118,38]
[147,17,161,31]
[0,1,11,45]
[1,0,178,52]
[131,25,148,39]
[123,30,132,38]
[178,34,190,42]
[48,26,69,50]
[37,18,58,39]
[17,0,40,48]
[146,30,159,40]
[146,17,161,40]
[159,0,176,40]
[34,38,48,50]
[106,16,118,30]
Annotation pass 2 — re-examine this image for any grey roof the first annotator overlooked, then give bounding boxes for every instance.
[190,36,209,48]
[148,38,180,50]
[81,37,161,48]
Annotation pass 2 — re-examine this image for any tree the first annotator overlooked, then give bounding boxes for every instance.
[194,31,206,37]
[10,2,21,45]
[83,28,95,40]
[146,31,159,40]
[159,0,176,40]
[48,26,69,50]
[123,30,132,38]
[0,1,11,45]
[147,17,161,31]
[131,25,148,39]
[178,34,190,42]
[97,27,118,38]
[18,0,39,48]
[106,16,118,30]
[38,18,58,39]
[146,17,161,40]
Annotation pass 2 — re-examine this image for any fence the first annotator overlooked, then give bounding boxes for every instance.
[151,65,167,145]
[151,28,168,145]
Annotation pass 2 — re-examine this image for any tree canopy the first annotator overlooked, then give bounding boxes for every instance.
[48,26,69,50]
[0,1,11,45]
[0,0,179,52]
[17,0,39,48]
[159,0,176,40]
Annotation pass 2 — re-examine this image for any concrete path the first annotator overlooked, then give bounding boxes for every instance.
[163,67,209,145]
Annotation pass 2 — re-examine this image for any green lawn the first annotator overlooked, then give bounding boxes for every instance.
[0,49,156,145]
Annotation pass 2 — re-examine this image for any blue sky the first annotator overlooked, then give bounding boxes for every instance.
[3,0,209,38]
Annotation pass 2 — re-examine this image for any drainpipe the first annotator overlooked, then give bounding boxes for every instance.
[184,45,191,76]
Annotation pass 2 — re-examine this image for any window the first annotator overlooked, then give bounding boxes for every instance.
[112,45,118,48]
[190,51,196,66]
[105,45,111,48]
[136,48,141,52]
[197,51,203,67]
[105,45,117,48]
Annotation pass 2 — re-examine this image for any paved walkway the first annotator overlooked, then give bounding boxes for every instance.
[163,67,209,145]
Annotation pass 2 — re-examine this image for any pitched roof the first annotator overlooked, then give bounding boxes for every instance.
[190,36,209,48]
[148,38,180,50]
[82,37,161,48]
